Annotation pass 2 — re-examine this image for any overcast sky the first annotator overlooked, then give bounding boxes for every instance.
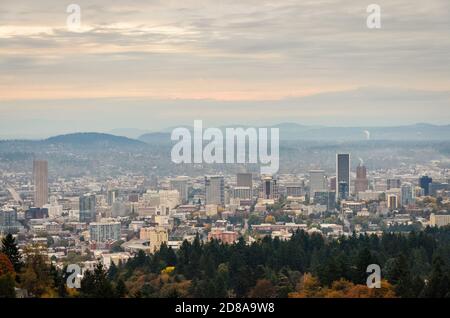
[0,0,449,138]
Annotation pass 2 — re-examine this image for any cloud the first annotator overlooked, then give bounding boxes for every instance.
[0,0,449,137]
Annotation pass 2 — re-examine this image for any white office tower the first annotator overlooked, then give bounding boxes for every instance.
[309,170,327,196]
[170,176,189,204]
[159,190,181,210]
[43,203,63,219]
[401,183,415,206]
[205,176,225,205]
[142,190,160,207]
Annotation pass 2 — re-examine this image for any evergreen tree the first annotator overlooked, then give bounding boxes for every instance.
[421,256,450,298]
[353,247,377,284]
[115,279,127,298]
[386,254,416,297]
[1,234,22,272]
[108,262,118,280]
[80,262,115,298]
[0,274,16,298]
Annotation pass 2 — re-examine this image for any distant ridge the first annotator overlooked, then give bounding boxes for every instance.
[45,132,145,145]
[2,123,450,143]
[138,123,450,142]
[138,132,171,144]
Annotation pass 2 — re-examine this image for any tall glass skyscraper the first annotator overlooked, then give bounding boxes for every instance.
[336,154,350,201]
[79,194,96,223]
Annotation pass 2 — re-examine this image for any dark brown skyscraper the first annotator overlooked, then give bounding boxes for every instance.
[355,164,369,193]
[33,160,48,208]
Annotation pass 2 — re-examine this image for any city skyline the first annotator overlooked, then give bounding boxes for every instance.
[2,0,450,303]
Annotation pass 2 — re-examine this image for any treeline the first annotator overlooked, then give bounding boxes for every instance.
[113,226,450,298]
[2,227,450,298]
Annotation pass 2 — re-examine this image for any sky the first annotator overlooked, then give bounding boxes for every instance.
[0,0,449,139]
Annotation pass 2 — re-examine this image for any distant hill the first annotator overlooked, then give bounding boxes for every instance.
[140,123,450,141]
[2,123,450,147]
[138,132,171,144]
[274,123,450,141]
[109,128,153,139]
[45,132,145,145]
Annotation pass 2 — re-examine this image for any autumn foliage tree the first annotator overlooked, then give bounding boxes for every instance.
[0,252,16,298]
[289,273,397,298]
[20,245,56,297]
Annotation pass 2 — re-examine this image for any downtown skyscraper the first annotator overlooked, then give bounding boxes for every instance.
[205,176,225,206]
[33,160,48,208]
[336,154,350,201]
[355,163,369,194]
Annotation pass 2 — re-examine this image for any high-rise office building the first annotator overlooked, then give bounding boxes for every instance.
[170,176,189,204]
[33,160,48,208]
[205,176,225,205]
[387,178,401,190]
[355,164,369,193]
[429,182,450,197]
[329,177,337,191]
[159,190,181,211]
[140,227,169,253]
[387,194,398,210]
[419,176,432,196]
[314,191,336,211]
[336,154,350,201]
[0,208,22,232]
[79,194,96,223]
[233,187,252,200]
[236,173,252,188]
[89,221,121,242]
[286,183,304,198]
[260,175,279,200]
[26,207,49,219]
[107,189,119,206]
[309,170,327,195]
[401,183,415,206]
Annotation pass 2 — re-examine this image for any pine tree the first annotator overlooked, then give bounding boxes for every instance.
[387,254,415,297]
[115,279,127,298]
[1,234,22,272]
[108,262,118,280]
[0,274,16,298]
[80,262,115,298]
[353,247,377,284]
[421,256,450,298]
